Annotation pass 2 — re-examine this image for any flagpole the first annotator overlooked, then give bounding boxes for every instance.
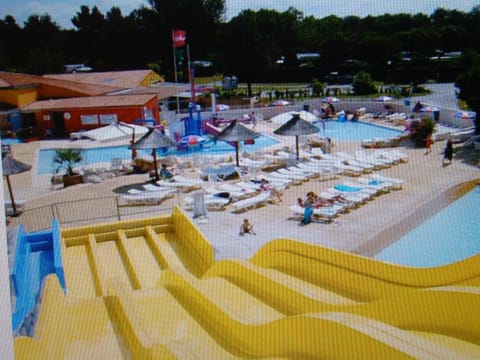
[172,29,180,114]
[187,43,195,106]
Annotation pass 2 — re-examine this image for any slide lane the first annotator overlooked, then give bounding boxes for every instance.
[251,238,480,289]
[159,268,476,359]
[204,259,480,345]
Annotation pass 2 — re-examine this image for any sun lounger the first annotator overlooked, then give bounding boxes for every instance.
[267,171,305,185]
[217,183,258,198]
[335,181,378,197]
[354,177,394,193]
[120,189,175,206]
[156,175,203,192]
[276,168,311,180]
[289,205,338,221]
[368,174,404,189]
[184,193,231,211]
[231,191,272,212]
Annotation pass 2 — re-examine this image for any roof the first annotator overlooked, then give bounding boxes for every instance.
[44,70,161,89]
[22,94,157,111]
[0,71,122,96]
[110,82,191,100]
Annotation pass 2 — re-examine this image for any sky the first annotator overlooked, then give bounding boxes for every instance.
[1,0,479,29]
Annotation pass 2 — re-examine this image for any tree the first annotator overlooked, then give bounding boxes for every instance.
[70,6,106,69]
[54,149,83,176]
[456,51,480,134]
[22,14,64,74]
[352,71,376,95]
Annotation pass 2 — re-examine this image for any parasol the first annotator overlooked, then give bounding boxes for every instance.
[214,121,260,166]
[2,154,31,216]
[273,113,320,160]
[131,129,178,180]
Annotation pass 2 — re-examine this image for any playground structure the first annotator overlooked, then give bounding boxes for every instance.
[12,206,480,358]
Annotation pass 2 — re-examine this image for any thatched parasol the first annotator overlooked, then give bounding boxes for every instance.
[2,154,31,216]
[131,128,178,180]
[273,113,320,159]
[214,120,260,166]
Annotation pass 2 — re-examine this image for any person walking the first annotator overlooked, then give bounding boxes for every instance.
[425,134,433,155]
[443,139,454,165]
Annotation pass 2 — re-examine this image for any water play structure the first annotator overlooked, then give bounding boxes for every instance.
[11,206,480,358]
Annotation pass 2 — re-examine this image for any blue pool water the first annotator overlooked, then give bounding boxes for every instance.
[316,120,403,141]
[375,186,480,267]
[37,135,279,174]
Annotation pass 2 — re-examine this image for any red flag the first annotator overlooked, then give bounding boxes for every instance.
[172,29,186,48]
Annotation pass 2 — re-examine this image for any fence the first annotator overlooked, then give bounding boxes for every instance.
[7,194,180,232]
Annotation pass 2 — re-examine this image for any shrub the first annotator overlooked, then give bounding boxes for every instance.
[409,116,436,146]
[352,71,377,95]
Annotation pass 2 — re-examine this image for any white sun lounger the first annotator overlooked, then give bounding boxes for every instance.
[120,189,175,206]
[217,183,258,198]
[231,191,272,212]
[184,193,231,211]
[354,177,394,193]
[156,175,203,192]
[368,174,404,189]
[289,205,339,220]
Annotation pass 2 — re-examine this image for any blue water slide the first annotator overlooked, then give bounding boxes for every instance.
[11,220,66,334]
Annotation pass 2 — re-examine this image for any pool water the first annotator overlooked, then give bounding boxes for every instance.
[316,120,403,141]
[37,135,278,174]
[375,186,480,267]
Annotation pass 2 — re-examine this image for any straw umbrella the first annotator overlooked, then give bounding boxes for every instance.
[215,120,260,166]
[273,113,320,160]
[131,128,178,181]
[2,154,31,216]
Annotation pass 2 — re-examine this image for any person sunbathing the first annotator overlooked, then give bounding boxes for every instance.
[260,178,282,203]
[239,218,256,236]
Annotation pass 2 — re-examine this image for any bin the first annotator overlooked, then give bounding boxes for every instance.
[303,104,309,112]
[433,111,440,122]
[403,99,410,107]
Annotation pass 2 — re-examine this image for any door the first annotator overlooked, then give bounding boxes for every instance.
[52,112,67,137]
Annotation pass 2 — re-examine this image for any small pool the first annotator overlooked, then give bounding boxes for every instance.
[375,185,480,267]
[37,135,279,174]
[316,120,403,141]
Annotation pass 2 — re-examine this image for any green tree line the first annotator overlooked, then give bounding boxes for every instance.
[1,2,480,116]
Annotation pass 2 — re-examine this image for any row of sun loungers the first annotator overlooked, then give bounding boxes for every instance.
[289,174,404,222]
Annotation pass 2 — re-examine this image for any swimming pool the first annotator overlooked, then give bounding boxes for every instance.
[375,185,480,267]
[316,120,403,141]
[37,135,279,174]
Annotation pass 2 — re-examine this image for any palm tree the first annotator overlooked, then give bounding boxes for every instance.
[54,149,83,176]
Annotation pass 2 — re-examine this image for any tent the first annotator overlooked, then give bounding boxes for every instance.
[82,122,149,142]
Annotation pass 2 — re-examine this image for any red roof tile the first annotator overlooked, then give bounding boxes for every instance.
[22,94,157,111]
[0,71,122,96]
[44,70,161,89]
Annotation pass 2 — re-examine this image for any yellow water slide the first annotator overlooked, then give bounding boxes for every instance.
[14,206,480,359]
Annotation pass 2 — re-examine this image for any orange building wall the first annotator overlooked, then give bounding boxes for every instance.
[37,97,159,137]
[0,88,38,107]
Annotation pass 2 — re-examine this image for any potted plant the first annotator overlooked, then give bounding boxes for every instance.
[54,148,84,187]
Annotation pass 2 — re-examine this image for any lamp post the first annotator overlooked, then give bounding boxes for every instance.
[118,121,136,160]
